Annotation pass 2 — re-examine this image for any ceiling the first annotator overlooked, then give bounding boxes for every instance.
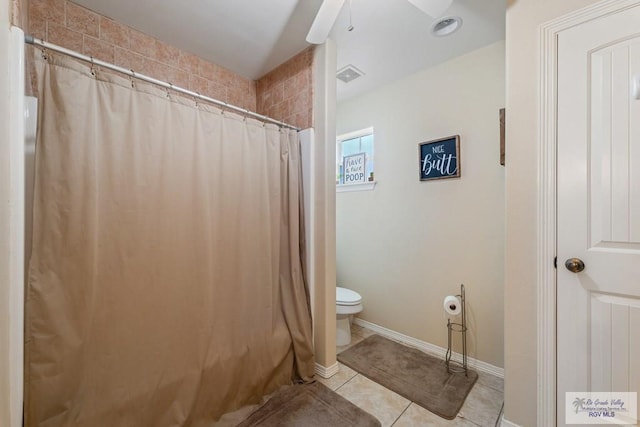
[72,0,505,102]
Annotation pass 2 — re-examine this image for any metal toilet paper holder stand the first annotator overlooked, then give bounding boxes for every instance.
[445,284,468,376]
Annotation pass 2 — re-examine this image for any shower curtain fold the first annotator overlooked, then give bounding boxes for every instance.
[25,50,314,427]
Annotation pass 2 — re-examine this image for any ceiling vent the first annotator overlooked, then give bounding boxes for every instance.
[337,65,365,83]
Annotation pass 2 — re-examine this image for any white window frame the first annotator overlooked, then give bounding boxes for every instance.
[336,127,376,192]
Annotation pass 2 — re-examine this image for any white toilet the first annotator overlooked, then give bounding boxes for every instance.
[336,286,363,346]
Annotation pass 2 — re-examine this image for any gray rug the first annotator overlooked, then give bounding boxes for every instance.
[236,381,380,427]
[338,334,478,420]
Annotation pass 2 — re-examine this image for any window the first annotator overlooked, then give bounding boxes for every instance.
[336,127,376,192]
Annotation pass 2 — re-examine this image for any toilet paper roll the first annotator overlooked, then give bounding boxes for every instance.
[443,295,461,316]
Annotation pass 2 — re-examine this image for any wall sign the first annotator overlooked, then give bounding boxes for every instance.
[343,152,367,184]
[419,135,461,181]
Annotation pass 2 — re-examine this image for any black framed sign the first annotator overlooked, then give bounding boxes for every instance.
[418,135,460,181]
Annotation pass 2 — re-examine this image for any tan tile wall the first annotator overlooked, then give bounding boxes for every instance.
[23,0,315,127]
[27,0,257,111]
[11,0,28,28]
[256,47,314,129]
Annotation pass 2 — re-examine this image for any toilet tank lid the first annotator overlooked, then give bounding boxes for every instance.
[336,287,362,305]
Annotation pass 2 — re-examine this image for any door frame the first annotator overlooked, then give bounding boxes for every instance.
[537,1,640,425]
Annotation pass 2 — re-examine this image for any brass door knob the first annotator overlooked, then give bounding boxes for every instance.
[565,258,585,273]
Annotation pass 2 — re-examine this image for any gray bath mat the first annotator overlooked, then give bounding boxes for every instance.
[236,381,380,427]
[338,334,478,420]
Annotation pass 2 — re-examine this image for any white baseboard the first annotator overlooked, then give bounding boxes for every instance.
[353,318,504,379]
[315,361,339,379]
[501,418,522,427]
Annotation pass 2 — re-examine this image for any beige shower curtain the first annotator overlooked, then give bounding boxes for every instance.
[25,51,314,426]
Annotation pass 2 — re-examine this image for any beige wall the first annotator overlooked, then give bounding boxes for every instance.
[1,1,12,424]
[504,0,600,425]
[312,40,337,369]
[336,41,505,368]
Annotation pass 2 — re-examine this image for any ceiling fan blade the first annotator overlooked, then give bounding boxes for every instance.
[406,0,453,18]
[306,0,346,44]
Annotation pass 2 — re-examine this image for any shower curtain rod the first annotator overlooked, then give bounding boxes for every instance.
[24,35,301,131]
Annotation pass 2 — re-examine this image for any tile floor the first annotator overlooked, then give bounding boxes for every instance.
[217,324,504,427]
[316,324,504,427]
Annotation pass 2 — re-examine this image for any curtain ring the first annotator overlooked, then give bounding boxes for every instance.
[129,70,136,88]
[41,47,49,61]
[166,83,173,99]
[194,92,200,108]
[221,103,230,116]
[89,56,96,76]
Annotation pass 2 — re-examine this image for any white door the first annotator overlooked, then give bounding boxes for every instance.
[557,3,640,426]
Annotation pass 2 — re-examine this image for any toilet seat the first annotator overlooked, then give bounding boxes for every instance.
[337,287,362,306]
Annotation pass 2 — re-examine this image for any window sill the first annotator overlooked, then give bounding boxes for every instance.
[336,181,377,193]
